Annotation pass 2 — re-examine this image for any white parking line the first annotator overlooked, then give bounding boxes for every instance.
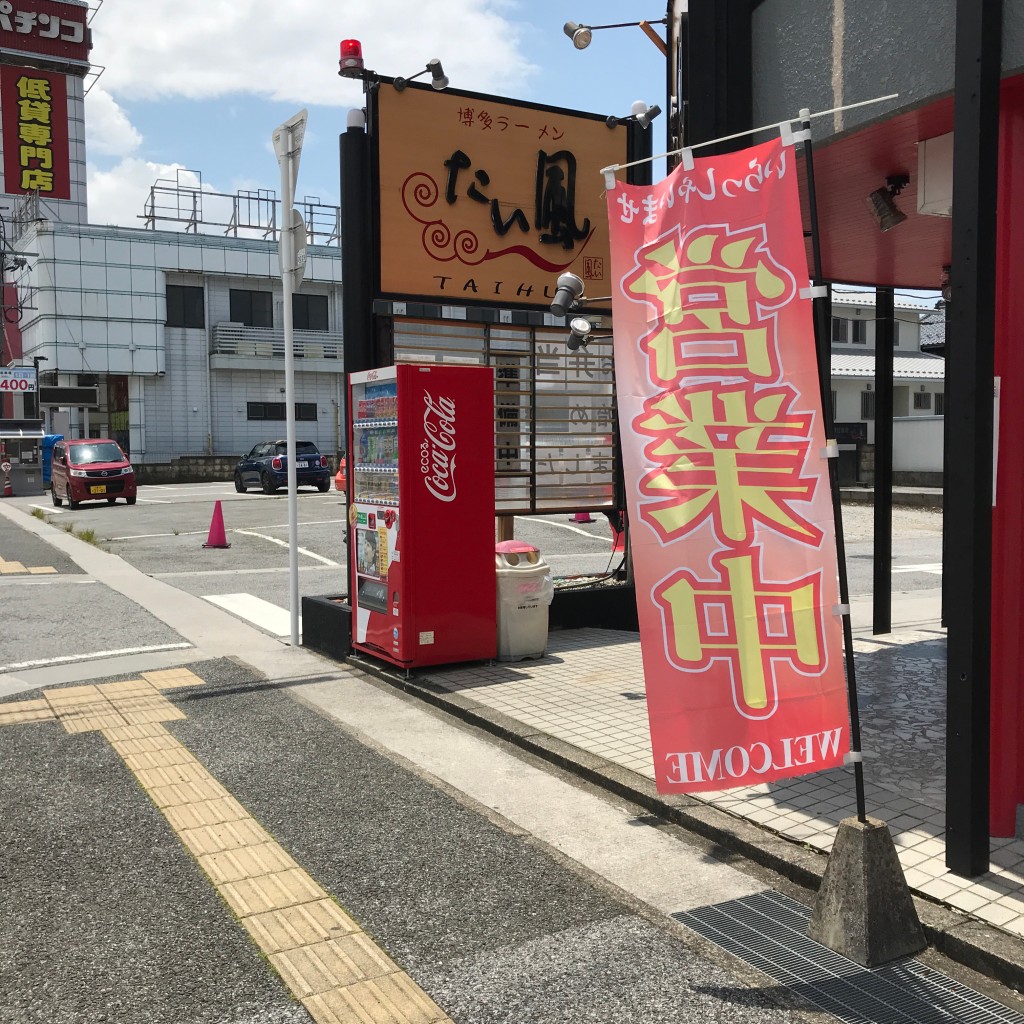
[202,593,295,636]
[0,641,193,673]
[154,566,336,578]
[28,503,63,514]
[516,515,613,541]
[233,529,340,566]
[893,563,943,575]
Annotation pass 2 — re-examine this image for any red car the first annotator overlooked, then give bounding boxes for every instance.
[50,438,138,508]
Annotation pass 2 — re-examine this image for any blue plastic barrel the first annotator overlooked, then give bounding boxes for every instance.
[42,434,63,485]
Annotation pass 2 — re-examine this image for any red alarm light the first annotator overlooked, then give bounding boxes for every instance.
[339,39,365,78]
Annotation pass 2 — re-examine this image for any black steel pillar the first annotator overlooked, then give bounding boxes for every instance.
[340,119,374,376]
[873,288,895,635]
[340,107,375,623]
[945,0,1002,878]
[681,0,755,148]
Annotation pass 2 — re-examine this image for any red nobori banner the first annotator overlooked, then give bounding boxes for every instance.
[1,64,70,199]
[607,137,850,794]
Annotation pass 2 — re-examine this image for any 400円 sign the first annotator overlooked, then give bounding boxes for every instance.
[0,367,35,392]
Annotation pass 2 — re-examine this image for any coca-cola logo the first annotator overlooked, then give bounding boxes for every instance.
[420,391,457,502]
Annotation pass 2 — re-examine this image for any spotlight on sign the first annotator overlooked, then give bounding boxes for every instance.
[567,316,593,351]
[607,100,662,130]
[550,272,585,317]
[394,58,450,92]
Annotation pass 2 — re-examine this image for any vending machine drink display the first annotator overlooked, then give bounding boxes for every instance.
[348,364,497,668]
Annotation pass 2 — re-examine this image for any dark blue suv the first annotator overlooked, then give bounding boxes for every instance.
[234,440,331,494]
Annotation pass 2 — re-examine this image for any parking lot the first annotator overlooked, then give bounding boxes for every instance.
[2,481,943,650]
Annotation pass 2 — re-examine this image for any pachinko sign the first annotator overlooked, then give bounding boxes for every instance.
[0,63,70,198]
[606,136,849,794]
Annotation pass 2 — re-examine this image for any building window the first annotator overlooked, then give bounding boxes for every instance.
[230,289,273,328]
[247,401,317,421]
[913,391,932,410]
[247,401,286,420]
[832,317,867,344]
[861,391,875,420]
[166,284,205,328]
[293,293,329,332]
[935,392,945,415]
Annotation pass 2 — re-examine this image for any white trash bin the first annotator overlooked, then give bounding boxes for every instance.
[495,540,553,661]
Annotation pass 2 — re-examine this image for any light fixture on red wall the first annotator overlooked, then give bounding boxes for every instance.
[867,174,910,232]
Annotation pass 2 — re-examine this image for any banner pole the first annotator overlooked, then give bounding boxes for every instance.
[799,108,868,824]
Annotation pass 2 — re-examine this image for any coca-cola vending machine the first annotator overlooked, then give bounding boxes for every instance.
[347,363,496,668]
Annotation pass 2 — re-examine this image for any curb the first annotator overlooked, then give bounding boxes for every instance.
[344,651,1024,995]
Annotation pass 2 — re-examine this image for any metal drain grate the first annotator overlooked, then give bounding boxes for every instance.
[676,890,1024,1024]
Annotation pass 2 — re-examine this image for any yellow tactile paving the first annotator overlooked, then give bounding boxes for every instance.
[133,762,210,789]
[121,745,199,771]
[147,777,233,808]
[220,868,330,918]
[3,671,454,1024]
[178,818,274,857]
[142,667,204,689]
[0,552,56,574]
[302,973,453,1024]
[161,796,251,831]
[240,900,360,954]
[270,934,400,997]
[104,722,186,747]
[45,685,103,704]
[0,698,49,714]
[62,712,129,734]
[0,700,56,726]
[199,842,299,885]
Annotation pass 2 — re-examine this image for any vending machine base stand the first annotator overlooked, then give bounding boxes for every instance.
[351,639,495,673]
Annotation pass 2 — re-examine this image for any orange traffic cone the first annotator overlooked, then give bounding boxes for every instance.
[2,475,12,498]
[572,512,595,523]
[610,524,625,553]
[202,500,231,549]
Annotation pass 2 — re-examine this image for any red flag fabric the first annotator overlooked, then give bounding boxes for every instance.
[606,137,850,794]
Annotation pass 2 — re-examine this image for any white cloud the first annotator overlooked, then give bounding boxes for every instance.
[91,0,536,106]
[84,88,142,157]
[86,159,205,229]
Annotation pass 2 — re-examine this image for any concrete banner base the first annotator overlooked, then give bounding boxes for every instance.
[808,815,927,967]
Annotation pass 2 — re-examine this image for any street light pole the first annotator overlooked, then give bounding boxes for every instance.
[28,355,47,420]
[272,109,308,648]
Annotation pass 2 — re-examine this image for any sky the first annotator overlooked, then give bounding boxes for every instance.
[84,0,672,231]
